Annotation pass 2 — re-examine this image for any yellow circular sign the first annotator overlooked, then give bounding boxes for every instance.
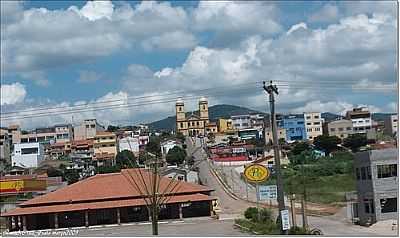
[244,164,270,183]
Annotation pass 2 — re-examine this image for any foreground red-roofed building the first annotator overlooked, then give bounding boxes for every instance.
[2,169,215,231]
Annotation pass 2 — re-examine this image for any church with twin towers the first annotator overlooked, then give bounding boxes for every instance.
[175,97,210,137]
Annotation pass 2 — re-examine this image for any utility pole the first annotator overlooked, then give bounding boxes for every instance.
[151,155,159,235]
[263,81,288,235]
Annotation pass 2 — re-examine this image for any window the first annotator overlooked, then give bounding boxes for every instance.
[315,128,321,131]
[365,120,370,123]
[364,199,375,214]
[91,125,95,128]
[346,127,352,131]
[361,167,367,180]
[297,121,304,125]
[313,122,320,125]
[366,126,371,129]
[314,115,319,119]
[356,168,360,180]
[306,116,311,119]
[377,164,397,178]
[197,122,199,126]
[338,128,344,131]
[330,128,336,132]
[380,198,397,213]
[307,123,311,126]
[202,105,205,110]
[21,147,38,155]
[86,125,90,128]
[180,122,183,128]
[307,128,312,132]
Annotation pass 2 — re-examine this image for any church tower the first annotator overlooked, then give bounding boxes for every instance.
[199,97,209,120]
[176,98,187,134]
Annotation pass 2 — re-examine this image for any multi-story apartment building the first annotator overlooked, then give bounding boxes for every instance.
[119,137,140,156]
[7,125,21,144]
[304,112,323,140]
[20,127,56,144]
[74,119,105,141]
[11,142,45,168]
[93,132,117,167]
[249,114,265,129]
[278,114,306,141]
[0,128,12,165]
[354,148,398,226]
[176,97,209,137]
[383,114,398,136]
[231,115,251,130]
[54,124,73,143]
[264,127,286,145]
[327,119,354,139]
[346,107,372,134]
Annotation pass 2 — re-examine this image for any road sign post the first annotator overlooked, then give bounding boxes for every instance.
[244,164,270,221]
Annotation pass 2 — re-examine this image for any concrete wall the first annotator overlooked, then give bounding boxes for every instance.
[354,149,398,226]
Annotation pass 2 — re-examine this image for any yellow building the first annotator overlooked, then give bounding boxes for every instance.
[93,131,117,166]
[217,119,234,133]
[176,97,209,137]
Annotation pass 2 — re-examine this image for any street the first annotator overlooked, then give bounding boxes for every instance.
[187,137,397,236]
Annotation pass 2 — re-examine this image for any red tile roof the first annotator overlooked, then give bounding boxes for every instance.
[211,156,249,162]
[17,169,213,207]
[2,193,215,216]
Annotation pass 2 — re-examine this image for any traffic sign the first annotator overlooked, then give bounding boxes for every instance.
[280,209,290,230]
[244,164,270,183]
[259,185,277,200]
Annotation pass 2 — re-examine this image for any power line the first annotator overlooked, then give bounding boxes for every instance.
[1,81,394,121]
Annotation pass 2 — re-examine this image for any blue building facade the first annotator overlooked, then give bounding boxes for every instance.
[278,115,306,141]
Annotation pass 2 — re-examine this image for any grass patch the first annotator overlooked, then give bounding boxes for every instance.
[261,173,355,204]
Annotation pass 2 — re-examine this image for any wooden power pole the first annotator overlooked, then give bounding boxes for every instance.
[263,81,288,235]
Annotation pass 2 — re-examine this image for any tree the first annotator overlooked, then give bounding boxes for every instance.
[166,146,187,165]
[313,135,341,155]
[291,142,310,155]
[107,125,120,132]
[343,134,367,152]
[116,150,138,168]
[176,132,185,143]
[146,137,161,156]
[64,169,80,184]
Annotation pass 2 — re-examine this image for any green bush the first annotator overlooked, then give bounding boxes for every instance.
[244,207,274,223]
[244,207,258,220]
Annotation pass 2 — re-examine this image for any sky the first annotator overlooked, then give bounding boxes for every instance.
[0,0,398,129]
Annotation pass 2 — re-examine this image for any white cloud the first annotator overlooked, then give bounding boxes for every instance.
[192,1,282,35]
[290,100,384,115]
[142,31,197,50]
[1,1,195,74]
[287,22,307,35]
[78,70,102,83]
[308,4,339,23]
[70,0,114,21]
[1,83,26,105]
[19,70,49,86]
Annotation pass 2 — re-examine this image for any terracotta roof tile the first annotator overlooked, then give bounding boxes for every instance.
[2,193,216,216]
[19,169,213,207]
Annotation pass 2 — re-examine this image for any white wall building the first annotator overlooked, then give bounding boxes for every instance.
[231,115,251,130]
[11,142,44,168]
[346,108,372,134]
[161,140,181,156]
[119,137,140,156]
[304,112,323,140]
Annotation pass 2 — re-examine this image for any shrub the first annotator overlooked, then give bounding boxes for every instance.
[244,207,258,220]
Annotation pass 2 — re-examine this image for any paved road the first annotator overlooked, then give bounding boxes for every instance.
[187,137,397,236]
[187,138,249,216]
[79,219,244,236]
